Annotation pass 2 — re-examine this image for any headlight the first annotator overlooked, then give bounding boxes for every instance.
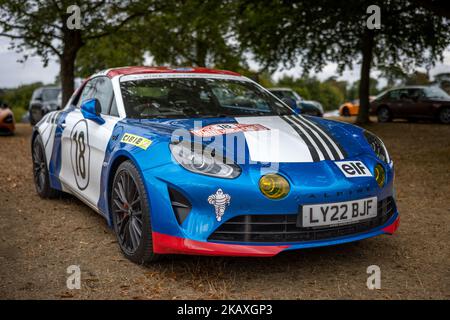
[364,130,390,163]
[3,114,13,124]
[374,163,386,188]
[170,141,241,179]
[259,174,290,199]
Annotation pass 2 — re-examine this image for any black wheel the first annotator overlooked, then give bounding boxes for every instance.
[342,107,350,117]
[438,107,450,124]
[32,135,60,198]
[111,161,159,264]
[377,107,391,123]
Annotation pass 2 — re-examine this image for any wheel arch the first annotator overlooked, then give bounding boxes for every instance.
[31,127,40,152]
[436,104,450,114]
[105,151,152,227]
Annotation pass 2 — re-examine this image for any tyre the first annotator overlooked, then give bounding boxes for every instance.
[377,107,391,123]
[32,135,61,198]
[342,107,350,117]
[438,107,450,124]
[111,160,159,264]
[29,114,37,126]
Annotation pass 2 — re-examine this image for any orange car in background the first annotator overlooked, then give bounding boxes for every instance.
[339,96,375,116]
[0,102,15,135]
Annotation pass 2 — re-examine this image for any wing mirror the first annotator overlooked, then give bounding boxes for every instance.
[80,98,105,124]
[282,97,302,114]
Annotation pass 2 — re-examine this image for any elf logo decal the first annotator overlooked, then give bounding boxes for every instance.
[70,119,90,190]
[191,123,269,137]
[335,161,372,178]
[121,133,152,150]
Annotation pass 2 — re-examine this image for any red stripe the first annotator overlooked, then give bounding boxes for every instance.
[152,232,289,257]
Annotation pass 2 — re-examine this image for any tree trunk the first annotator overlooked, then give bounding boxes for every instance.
[60,29,82,107]
[60,52,76,107]
[356,30,374,125]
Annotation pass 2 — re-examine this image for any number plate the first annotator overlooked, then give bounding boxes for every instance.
[300,197,378,228]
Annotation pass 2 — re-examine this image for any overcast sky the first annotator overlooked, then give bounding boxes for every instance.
[1,37,450,89]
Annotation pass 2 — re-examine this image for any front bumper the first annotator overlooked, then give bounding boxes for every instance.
[142,153,398,257]
[153,213,399,257]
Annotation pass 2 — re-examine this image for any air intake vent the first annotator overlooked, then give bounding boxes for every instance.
[168,188,192,225]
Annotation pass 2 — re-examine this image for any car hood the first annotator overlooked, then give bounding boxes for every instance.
[123,115,370,163]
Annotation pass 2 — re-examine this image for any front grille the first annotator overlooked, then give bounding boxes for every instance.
[208,197,396,243]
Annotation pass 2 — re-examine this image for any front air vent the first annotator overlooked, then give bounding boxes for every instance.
[168,188,192,225]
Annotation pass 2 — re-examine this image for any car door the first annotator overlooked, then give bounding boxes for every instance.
[407,88,428,117]
[385,89,400,116]
[59,76,120,209]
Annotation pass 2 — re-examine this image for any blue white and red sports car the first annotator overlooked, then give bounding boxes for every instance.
[32,67,399,264]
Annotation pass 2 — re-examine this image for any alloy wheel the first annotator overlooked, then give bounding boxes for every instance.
[112,170,144,255]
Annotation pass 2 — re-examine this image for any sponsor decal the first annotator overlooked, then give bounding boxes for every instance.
[191,123,269,137]
[207,189,231,222]
[335,160,372,177]
[121,133,152,150]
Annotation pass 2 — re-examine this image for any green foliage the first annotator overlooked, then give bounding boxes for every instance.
[237,0,450,122]
[140,0,244,70]
[346,78,380,101]
[275,76,345,111]
[404,71,430,85]
[0,82,43,119]
[237,0,450,74]
[75,30,145,78]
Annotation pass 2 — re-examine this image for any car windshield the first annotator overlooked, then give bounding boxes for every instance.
[120,78,293,119]
[42,88,60,101]
[424,87,449,99]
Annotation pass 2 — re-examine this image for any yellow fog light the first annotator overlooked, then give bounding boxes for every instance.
[259,174,290,199]
[374,164,385,188]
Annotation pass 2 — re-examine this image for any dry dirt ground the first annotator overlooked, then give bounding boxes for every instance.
[0,120,449,300]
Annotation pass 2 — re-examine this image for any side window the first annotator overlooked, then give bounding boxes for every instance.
[388,90,400,100]
[398,89,409,100]
[110,98,119,117]
[76,79,97,109]
[408,89,424,99]
[92,77,114,115]
[32,89,42,100]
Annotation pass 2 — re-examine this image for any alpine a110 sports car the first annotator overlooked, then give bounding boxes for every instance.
[32,66,399,264]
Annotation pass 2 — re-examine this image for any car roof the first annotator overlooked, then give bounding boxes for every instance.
[268,87,293,91]
[104,66,242,78]
[390,85,431,90]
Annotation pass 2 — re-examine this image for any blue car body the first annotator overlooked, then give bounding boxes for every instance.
[33,67,399,258]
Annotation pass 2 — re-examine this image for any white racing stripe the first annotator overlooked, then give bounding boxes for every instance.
[291,116,336,160]
[235,116,314,163]
[299,116,345,159]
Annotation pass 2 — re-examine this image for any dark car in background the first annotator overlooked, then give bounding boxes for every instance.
[371,86,450,124]
[28,86,61,125]
[269,88,324,116]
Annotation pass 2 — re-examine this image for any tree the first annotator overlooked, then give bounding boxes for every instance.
[0,0,163,105]
[75,30,146,78]
[140,0,244,70]
[237,0,450,124]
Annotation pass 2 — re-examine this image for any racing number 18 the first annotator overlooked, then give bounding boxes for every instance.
[72,130,86,179]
